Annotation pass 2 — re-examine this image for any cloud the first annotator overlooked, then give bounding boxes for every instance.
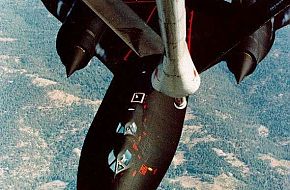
[0,37,17,42]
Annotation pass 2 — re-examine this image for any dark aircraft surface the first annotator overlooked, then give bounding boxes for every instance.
[40,0,290,189]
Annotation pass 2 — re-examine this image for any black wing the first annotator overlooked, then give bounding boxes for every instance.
[186,0,290,72]
[41,0,290,75]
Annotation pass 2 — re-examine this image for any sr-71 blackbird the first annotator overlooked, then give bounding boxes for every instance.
[41,0,289,189]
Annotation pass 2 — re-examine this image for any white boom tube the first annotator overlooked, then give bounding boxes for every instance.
[152,0,200,98]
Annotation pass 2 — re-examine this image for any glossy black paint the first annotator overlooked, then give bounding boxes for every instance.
[56,0,105,76]
[39,0,290,189]
[77,55,187,189]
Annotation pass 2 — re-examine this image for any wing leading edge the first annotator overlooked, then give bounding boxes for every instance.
[81,0,163,57]
[41,0,289,76]
[81,0,290,74]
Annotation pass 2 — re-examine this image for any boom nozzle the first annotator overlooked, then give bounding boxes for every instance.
[151,0,200,98]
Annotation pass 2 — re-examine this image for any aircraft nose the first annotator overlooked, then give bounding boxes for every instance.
[65,46,88,77]
[226,52,257,84]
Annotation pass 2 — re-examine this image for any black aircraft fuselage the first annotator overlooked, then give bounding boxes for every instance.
[77,56,188,189]
[40,0,290,189]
